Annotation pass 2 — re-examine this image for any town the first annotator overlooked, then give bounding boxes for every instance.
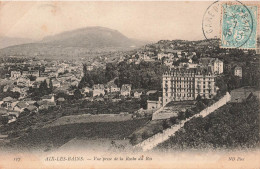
[0,38,259,151]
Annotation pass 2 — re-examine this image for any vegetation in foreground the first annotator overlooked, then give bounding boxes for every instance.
[156,96,259,150]
[2,118,149,151]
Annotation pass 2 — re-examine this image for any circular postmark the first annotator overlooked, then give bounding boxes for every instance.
[202,0,254,48]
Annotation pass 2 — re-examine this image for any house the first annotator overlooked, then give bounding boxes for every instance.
[120,84,132,96]
[110,84,120,93]
[37,100,56,110]
[134,91,142,98]
[52,80,61,88]
[157,53,167,60]
[13,101,28,112]
[41,94,55,103]
[17,77,31,87]
[11,86,21,93]
[22,70,40,77]
[3,85,9,92]
[24,105,38,113]
[234,66,242,78]
[10,71,21,79]
[212,58,223,74]
[57,97,65,102]
[147,97,162,109]
[2,97,18,110]
[230,87,260,103]
[199,58,223,74]
[146,90,157,96]
[93,84,105,97]
[83,86,92,93]
[87,65,93,71]
[71,81,79,86]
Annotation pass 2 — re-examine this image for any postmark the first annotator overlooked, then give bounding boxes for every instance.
[202,1,221,43]
[220,2,258,49]
[202,1,258,50]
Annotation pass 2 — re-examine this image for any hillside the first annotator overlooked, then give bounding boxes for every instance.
[0,27,147,59]
[156,97,259,150]
[0,36,34,49]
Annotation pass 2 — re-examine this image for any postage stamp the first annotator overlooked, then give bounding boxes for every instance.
[220,3,258,49]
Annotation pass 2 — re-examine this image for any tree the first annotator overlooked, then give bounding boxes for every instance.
[140,95,148,109]
[196,94,202,101]
[74,89,83,100]
[178,111,186,120]
[0,116,8,125]
[130,134,138,145]
[28,75,37,81]
[162,120,170,129]
[141,131,149,140]
[215,76,228,94]
[49,79,53,91]
[39,80,48,92]
[83,63,87,77]
[170,117,177,124]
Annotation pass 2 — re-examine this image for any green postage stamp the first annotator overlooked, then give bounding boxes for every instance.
[220,3,258,49]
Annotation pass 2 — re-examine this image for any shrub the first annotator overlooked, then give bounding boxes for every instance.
[141,131,150,140]
[178,111,186,120]
[170,117,177,124]
[162,120,170,129]
[129,133,138,145]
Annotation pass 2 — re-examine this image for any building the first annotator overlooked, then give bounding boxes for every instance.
[22,70,40,77]
[234,66,242,78]
[41,94,55,103]
[120,84,132,96]
[87,65,93,71]
[52,80,61,88]
[157,53,167,60]
[93,84,105,97]
[37,100,56,110]
[1,97,18,110]
[109,84,120,93]
[147,97,162,109]
[230,87,260,103]
[199,58,223,74]
[212,58,223,74]
[10,71,21,79]
[134,91,142,98]
[162,67,217,106]
[17,77,31,87]
[3,85,9,92]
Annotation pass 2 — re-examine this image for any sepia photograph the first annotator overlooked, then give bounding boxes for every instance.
[0,0,259,168]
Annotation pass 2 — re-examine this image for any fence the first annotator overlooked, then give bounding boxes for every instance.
[134,92,231,151]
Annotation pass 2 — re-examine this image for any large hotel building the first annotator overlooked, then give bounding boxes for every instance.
[162,67,217,106]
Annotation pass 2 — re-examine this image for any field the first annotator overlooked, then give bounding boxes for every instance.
[2,118,150,151]
[46,113,133,127]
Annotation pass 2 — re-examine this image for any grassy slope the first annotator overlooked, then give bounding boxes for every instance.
[3,118,149,150]
[156,98,260,150]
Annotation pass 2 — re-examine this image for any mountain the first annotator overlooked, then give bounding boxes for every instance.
[0,36,34,49]
[0,27,147,59]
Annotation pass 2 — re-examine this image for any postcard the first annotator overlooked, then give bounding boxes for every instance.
[0,1,259,169]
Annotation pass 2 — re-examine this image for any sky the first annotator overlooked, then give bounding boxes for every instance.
[0,1,254,42]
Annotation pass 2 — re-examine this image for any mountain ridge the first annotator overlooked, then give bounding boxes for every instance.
[0,27,148,59]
